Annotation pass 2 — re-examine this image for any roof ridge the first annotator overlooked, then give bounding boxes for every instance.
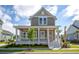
[72,24,79,29]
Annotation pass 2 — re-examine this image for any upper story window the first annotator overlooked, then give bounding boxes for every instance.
[38,16,47,25]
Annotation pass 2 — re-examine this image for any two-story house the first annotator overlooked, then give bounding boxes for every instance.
[14,7,61,49]
[67,20,79,40]
[0,19,13,41]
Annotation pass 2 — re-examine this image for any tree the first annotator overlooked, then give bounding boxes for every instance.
[64,26,67,42]
[0,30,2,40]
[55,26,62,48]
[27,28,35,49]
[56,25,61,38]
[0,19,3,40]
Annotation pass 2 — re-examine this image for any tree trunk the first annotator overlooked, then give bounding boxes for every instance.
[28,40,32,51]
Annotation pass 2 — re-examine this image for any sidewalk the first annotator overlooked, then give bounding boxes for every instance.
[0,48,79,50]
[0,50,79,54]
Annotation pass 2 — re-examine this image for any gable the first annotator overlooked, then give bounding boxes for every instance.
[32,7,55,17]
[67,25,78,34]
[73,20,79,28]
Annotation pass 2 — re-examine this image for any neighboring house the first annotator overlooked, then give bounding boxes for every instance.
[66,20,79,40]
[14,7,61,49]
[0,19,13,41]
[1,30,13,41]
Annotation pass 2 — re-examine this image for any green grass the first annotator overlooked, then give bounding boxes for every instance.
[0,43,79,53]
[0,50,23,52]
[0,42,8,44]
[70,44,79,48]
[0,49,79,53]
[31,49,79,52]
[0,44,48,48]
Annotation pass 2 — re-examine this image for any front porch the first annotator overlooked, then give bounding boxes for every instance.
[14,26,57,49]
[16,26,55,45]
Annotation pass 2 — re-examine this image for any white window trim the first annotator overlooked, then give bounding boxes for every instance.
[38,16,47,25]
[21,31,28,39]
[40,31,46,39]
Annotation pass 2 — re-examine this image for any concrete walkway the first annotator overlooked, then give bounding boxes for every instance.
[1,52,79,54]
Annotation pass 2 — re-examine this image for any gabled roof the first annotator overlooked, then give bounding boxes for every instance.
[72,24,79,29]
[67,20,79,34]
[2,29,13,35]
[72,20,79,28]
[30,7,57,20]
[66,25,77,34]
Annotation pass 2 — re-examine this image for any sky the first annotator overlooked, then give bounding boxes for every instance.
[0,5,79,34]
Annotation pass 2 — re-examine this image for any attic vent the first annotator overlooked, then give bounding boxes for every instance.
[41,11,44,15]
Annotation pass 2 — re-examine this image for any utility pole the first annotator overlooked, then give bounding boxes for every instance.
[64,26,67,42]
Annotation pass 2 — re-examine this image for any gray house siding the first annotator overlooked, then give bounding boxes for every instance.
[31,17,38,26]
[48,17,55,26]
[31,17,55,26]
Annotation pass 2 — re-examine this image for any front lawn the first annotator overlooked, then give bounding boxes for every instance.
[0,49,79,53]
[0,42,8,44]
[0,50,23,52]
[70,44,79,48]
[31,49,79,52]
[1,43,79,48]
[0,44,48,48]
[0,44,79,53]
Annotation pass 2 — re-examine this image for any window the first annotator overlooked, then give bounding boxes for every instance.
[39,16,47,25]
[40,31,46,39]
[23,32,26,38]
[40,18,42,24]
[21,31,27,39]
[44,18,46,24]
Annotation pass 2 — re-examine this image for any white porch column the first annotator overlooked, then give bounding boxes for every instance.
[28,28,31,44]
[47,28,49,47]
[38,28,40,44]
[11,35,13,40]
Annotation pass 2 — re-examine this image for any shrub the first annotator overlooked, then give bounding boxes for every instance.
[0,40,5,42]
[67,40,79,44]
[62,41,70,48]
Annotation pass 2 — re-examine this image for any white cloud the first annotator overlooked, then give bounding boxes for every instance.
[57,5,79,21]
[13,5,41,17]
[14,5,58,17]
[0,6,4,18]
[0,0,79,5]
[2,21,15,34]
[0,6,12,22]
[2,14,12,23]
[63,5,79,17]
[2,15,16,34]
[0,6,16,34]
[46,6,58,15]
[0,10,3,18]
[15,16,20,22]
[72,15,79,21]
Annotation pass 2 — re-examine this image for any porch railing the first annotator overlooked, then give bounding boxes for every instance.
[16,39,48,44]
